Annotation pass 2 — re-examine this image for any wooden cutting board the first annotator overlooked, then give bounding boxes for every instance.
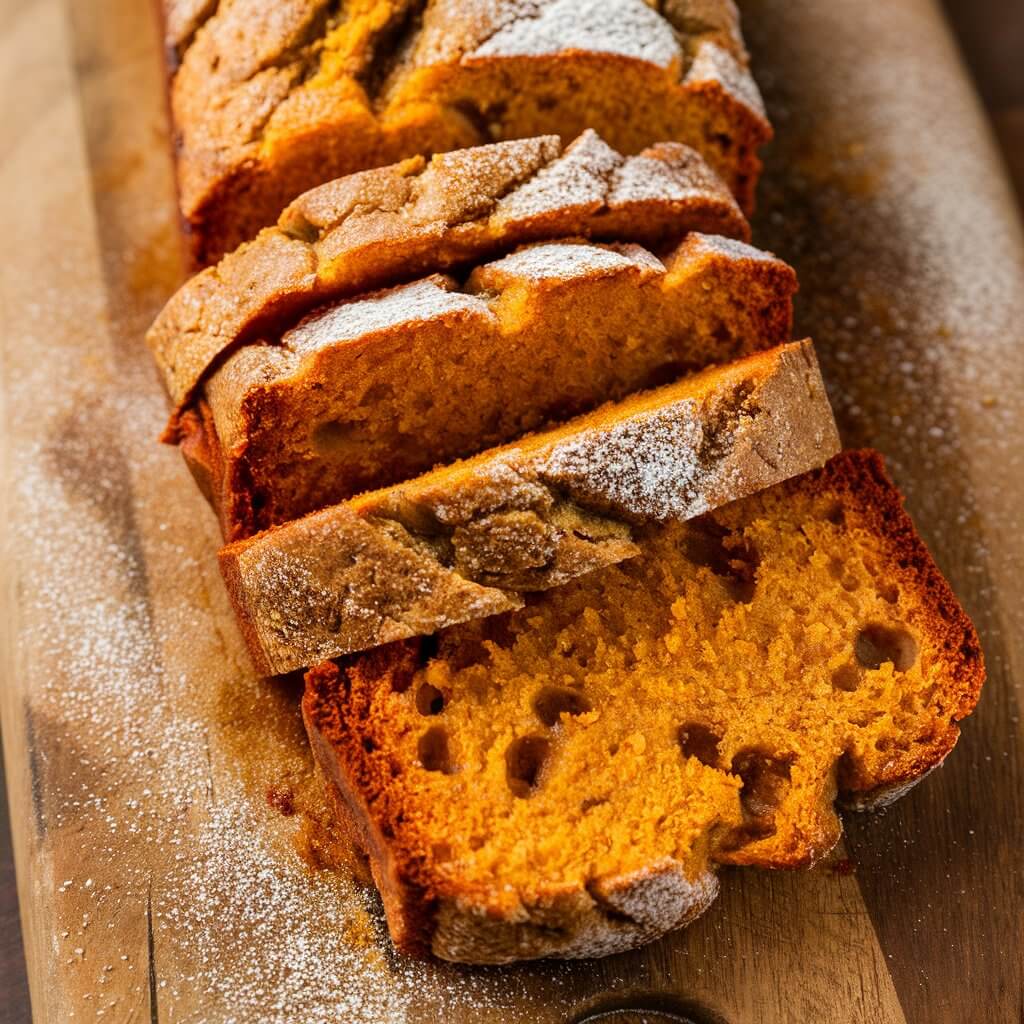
[1,0,1021,1021]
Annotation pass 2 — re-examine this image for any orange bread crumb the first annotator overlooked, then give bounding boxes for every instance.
[163,0,770,264]
[220,342,838,673]
[303,451,984,963]
[188,233,796,539]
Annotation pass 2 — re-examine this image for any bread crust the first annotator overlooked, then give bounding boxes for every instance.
[163,0,770,264]
[301,450,984,963]
[182,232,798,540]
[220,341,839,674]
[148,130,749,426]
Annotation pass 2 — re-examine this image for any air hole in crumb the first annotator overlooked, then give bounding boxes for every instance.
[855,624,918,672]
[825,503,846,526]
[681,523,760,602]
[431,842,453,863]
[361,381,393,405]
[831,664,861,692]
[418,726,453,774]
[677,723,722,767]
[415,683,445,716]
[505,736,550,798]
[712,321,732,344]
[878,583,900,604]
[417,634,440,665]
[732,749,793,826]
[580,796,608,813]
[312,419,369,455]
[533,686,592,727]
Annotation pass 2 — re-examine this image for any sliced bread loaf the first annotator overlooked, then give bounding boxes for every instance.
[187,233,797,540]
[149,131,748,425]
[220,342,839,674]
[163,0,768,263]
[302,450,984,963]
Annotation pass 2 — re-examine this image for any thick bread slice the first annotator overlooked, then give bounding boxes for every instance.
[302,451,984,964]
[188,233,797,540]
[164,0,768,264]
[220,341,839,675]
[149,131,747,425]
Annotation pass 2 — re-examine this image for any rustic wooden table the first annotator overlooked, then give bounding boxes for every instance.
[1,2,1021,1022]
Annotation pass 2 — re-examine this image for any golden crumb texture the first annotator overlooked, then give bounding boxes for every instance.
[149,130,749,423]
[302,451,984,963]
[160,0,770,264]
[220,342,840,674]
[181,231,796,540]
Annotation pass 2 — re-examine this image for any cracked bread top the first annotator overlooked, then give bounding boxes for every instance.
[193,232,796,539]
[161,0,769,262]
[148,130,748,427]
[218,341,839,674]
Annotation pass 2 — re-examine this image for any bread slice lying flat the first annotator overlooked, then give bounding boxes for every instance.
[186,233,796,539]
[302,450,984,964]
[220,341,838,674]
[149,130,748,424]
[163,0,769,263]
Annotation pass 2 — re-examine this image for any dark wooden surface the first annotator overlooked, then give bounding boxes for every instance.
[0,2,1021,1020]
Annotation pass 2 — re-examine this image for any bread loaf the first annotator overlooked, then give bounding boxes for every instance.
[185,233,797,540]
[149,131,749,427]
[221,342,838,674]
[162,0,769,264]
[302,451,984,963]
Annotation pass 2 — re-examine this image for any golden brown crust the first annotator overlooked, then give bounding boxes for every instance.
[221,341,838,675]
[301,450,984,963]
[148,130,749,425]
[164,0,770,265]
[185,232,797,540]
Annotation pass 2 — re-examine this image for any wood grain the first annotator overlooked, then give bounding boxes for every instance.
[0,1,1021,1022]
[744,4,1024,1020]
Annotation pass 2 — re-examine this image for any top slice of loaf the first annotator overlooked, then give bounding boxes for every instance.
[149,131,748,424]
[220,341,839,674]
[164,0,769,263]
[303,451,984,964]
[187,233,797,539]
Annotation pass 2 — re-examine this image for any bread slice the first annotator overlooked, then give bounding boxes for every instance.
[163,0,769,264]
[220,342,838,675]
[185,233,797,540]
[302,450,984,964]
[149,131,749,426]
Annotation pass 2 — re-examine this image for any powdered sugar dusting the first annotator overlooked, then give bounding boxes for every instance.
[684,40,767,118]
[609,151,725,205]
[485,241,665,281]
[471,0,682,69]
[687,232,781,263]
[492,129,619,222]
[541,398,713,520]
[285,278,493,355]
